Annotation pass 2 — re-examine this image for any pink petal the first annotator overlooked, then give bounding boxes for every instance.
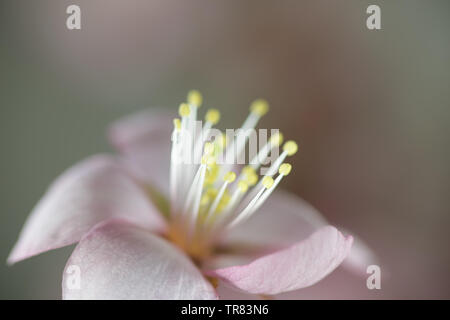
[108,109,172,195]
[219,190,375,275]
[216,267,386,299]
[207,226,353,295]
[220,191,327,255]
[340,228,378,276]
[63,219,217,300]
[108,109,172,151]
[8,155,165,265]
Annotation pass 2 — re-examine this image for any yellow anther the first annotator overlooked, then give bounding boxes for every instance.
[217,191,231,212]
[224,171,236,183]
[242,165,255,176]
[238,181,249,193]
[270,132,284,147]
[279,163,292,176]
[283,140,298,156]
[218,134,227,147]
[203,142,215,155]
[207,188,218,198]
[201,155,215,166]
[207,157,216,166]
[262,176,274,189]
[250,99,269,117]
[246,172,258,186]
[205,109,220,125]
[173,118,181,131]
[187,90,203,107]
[178,103,191,117]
[204,163,219,185]
[200,194,210,206]
[212,142,222,156]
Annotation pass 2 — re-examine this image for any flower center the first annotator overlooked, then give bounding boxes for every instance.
[167,90,297,262]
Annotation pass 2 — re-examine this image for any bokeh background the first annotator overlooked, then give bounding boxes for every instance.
[1,0,449,299]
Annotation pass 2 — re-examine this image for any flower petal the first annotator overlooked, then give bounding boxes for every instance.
[340,228,378,276]
[207,226,353,295]
[216,267,386,299]
[219,190,375,276]
[108,109,172,151]
[108,109,172,195]
[221,190,327,253]
[63,219,217,300]
[8,155,165,264]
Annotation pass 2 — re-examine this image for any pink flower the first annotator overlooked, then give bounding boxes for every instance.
[8,91,375,299]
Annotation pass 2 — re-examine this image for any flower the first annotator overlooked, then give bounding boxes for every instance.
[8,91,375,299]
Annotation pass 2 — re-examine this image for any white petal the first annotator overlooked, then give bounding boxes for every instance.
[63,220,217,300]
[8,155,165,264]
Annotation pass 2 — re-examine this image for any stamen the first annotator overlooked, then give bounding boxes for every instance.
[170,118,182,215]
[204,162,219,186]
[184,91,203,192]
[250,99,269,117]
[227,176,274,229]
[187,90,203,108]
[283,140,298,156]
[181,157,205,216]
[214,180,249,228]
[266,140,298,176]
[203,141,215,155]
[178,103,191,164]
[186,154,214,235]
[193,109,221,164]
[243,166,259,186]
[179,103,191,117]
[168,91,297,256]
[205,109,220,125]
[173,118,181,131]
[252,163,292,214]
[186,90,202,134]
[223,99,269,174]
[270,131,284,146]
[248,131,283,172]
[238,100,268,140]
[181,144,214,218]
[198,194,211,216]
[246,172,258,186]
[175,103,194,202]
[241,140,297,207]
[205,171,236,221]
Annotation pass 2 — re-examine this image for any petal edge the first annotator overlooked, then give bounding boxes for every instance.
[208,226,353,295]
[8,155,165,264]
[62,219,217,300]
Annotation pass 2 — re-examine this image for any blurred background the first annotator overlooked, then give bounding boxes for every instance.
[0,0,449,299]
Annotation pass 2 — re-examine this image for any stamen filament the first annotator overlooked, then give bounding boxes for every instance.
[227,176,273,229]
[212,181,248,229]
[184,91,202,195]
[168,91,296,257]
[251,163,292,216]
[181,144,214,218]
[188,163,207,235]
[250,132,283,169]
[205,171,236,221]
[181,162,205,217]
[193,109,220,164]
[170,119,182,215]
[221,100,269,176]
